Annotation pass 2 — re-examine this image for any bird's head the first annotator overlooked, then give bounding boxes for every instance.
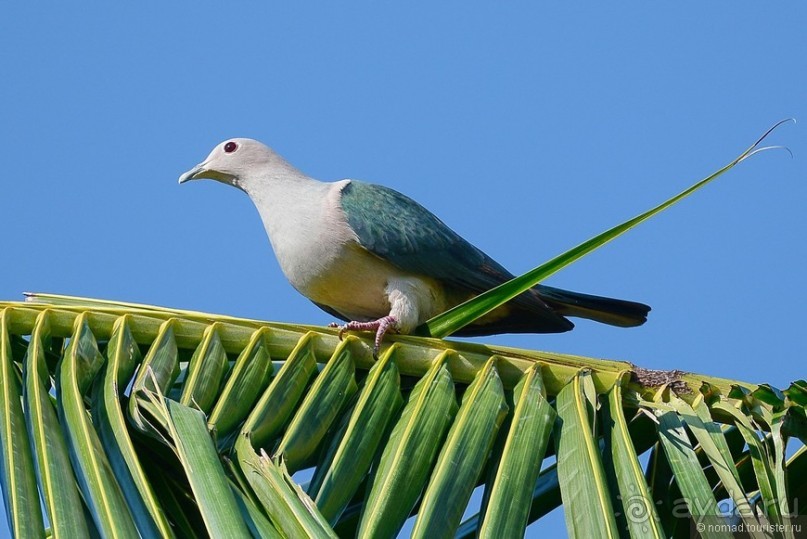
[178,138,287,190]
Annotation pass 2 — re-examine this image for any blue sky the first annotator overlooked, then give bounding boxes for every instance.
[1,4,805,537]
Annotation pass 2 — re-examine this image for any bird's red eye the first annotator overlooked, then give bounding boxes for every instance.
[224,141,238,153]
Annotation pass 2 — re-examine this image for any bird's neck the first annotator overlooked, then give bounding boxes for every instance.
[243,167,324,231]
[242,163,319,202]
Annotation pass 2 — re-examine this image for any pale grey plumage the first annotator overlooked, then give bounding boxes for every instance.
[179,138,650,352]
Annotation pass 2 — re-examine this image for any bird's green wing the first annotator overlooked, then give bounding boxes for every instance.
[340,180,510,291]
[338,180,574,333]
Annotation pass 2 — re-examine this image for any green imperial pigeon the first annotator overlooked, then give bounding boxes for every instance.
[179,139,650,352]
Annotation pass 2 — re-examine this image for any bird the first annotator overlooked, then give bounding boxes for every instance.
[179,138,650,353]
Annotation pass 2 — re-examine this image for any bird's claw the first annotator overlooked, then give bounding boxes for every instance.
[330,316,398,356]
[327,322,351,341]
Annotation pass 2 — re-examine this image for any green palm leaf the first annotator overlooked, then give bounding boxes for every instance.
[421,119,793,338]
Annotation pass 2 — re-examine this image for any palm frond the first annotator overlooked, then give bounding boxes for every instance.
[1,298,804,538]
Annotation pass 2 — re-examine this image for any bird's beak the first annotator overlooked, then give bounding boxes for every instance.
[178,162,208,184]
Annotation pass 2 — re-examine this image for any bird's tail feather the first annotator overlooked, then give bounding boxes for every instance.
[536,285,650,328]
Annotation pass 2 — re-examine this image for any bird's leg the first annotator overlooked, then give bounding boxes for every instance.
[329,315,398,355]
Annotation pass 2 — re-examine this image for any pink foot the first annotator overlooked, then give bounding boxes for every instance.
[330,316,398,355]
